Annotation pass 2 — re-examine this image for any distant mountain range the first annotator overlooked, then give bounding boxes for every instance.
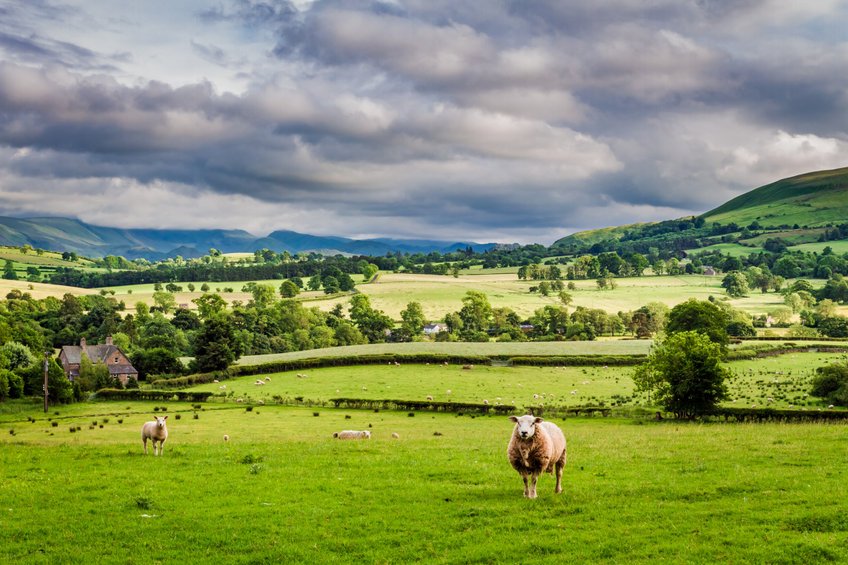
[0,217,497,259]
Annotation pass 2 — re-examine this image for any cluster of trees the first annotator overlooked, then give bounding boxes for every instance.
[634,299,733,419]
[697,245,848,280]
[47,255,375,289]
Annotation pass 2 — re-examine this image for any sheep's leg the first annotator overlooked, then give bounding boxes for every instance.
[554,458,564,494]
[143,437,148,455]
[159,440,165,456]
[521,473,530,497]
[529,473,539,499]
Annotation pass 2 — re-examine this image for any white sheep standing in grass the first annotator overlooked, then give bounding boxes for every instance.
[333,430,371,440]
[507,415,566,499]
[141,416,168,456]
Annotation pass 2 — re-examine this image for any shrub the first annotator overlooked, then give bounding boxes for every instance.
[811,362,848,407]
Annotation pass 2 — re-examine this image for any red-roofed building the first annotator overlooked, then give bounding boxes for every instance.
[58,336,138,385]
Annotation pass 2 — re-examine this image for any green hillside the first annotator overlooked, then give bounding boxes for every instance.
[552,222,654,248]
[702,167,848,227]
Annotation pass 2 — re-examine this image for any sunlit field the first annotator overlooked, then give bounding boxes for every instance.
[2,400,846,563]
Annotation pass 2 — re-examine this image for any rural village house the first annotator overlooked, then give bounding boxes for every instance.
[59,337,138,385]
[423,323,448,335]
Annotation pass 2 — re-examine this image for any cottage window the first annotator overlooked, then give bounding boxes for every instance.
[114,357,119,363]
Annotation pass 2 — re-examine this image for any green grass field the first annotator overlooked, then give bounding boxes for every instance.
[689,242,764,257]
[235,339,653,366]
[220,349,848,411]
[2,400,847,563]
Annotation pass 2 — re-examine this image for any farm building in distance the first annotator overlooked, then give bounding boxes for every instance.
[423,323,448,335]
[59,337,138,385]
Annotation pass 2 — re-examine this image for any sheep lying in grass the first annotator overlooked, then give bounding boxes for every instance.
[507,415,566,499]
[333,430,371,440]
[141,416,168,456]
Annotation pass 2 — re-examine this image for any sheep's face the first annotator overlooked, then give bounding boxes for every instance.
[154,416,167,428]
[510,415,543,440]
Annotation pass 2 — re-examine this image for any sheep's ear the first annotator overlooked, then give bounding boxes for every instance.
[508,416,518,423]
[163,416,168,420]
[534,417,544,424]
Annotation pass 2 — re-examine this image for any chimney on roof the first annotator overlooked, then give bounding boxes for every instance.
[80,337,86,348]
[105,336,113,346]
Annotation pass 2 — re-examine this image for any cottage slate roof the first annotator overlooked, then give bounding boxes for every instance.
[61,344,119,365]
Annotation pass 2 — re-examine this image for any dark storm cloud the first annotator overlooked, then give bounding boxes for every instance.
[0,0,846,242]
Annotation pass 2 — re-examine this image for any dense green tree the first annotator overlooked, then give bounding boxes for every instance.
[3,260,17,280]
[152,291,176,314]
[819,316,848,338]
[666,299,729,348]
[131,347,185,380]
[458,291,492,333]
[810,362,848,406]
[400,301,426,337]
[0,341,37,371]
[171,308,201,331]
[721,271,749,298]
[193,314,243,372]
[249,284,277,309]
[348,295,394,342]
[634,331,729,419]
[21,358,73,404]
[279,280,300,298]
[192,293,227,320]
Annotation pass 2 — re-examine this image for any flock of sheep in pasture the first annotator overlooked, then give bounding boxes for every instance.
[139,366,569,498]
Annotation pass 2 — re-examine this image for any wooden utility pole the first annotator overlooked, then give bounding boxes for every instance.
[43,352,49,413]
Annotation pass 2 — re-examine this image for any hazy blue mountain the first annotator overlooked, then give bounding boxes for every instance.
[0,216,495,259]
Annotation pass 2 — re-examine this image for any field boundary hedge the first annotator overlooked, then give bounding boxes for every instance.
[329,397,515,415]
[708,407,848,422]
[94,389,214,402]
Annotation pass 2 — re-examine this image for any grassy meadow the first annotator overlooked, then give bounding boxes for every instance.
[218,349,848,411]
[2,401,847,563]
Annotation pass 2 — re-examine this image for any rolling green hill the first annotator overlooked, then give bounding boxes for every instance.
[552,222,655,248]
[702,166,848,227]
[553,167,848,250]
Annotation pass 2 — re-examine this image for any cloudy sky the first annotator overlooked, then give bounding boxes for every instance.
[0,0,847,244]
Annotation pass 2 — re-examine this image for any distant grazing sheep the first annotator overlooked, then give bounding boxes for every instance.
[223,434,230,442]
[333,430,371,440]
[391,432,400,439]
[219,385,226,390]
[462,364,473,370]
[264,376,271,382]
[236,398,243,403]
[507,415,566,499]
[141,416,169,456]
[426,395,434,401]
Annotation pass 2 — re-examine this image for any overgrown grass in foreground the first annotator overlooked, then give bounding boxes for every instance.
[2,404,847,563]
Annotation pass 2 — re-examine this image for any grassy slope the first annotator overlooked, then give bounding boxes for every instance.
[1,400,846,563]
[552,222,653,247]
[703,167,848,227]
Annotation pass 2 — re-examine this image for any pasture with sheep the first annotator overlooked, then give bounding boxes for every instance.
[2,401,848,563]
